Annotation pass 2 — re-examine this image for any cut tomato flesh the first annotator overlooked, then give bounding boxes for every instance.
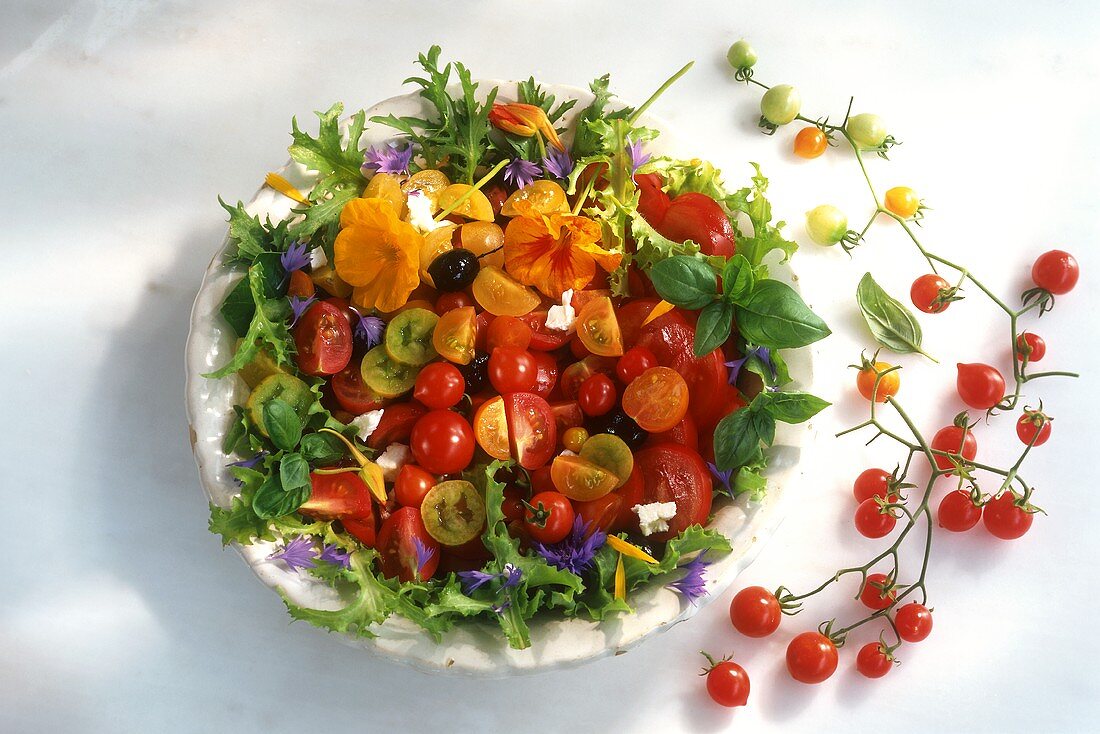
[503,392,557,469]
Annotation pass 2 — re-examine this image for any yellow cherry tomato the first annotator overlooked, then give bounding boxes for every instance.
[793,127,828,159]
[884,187,920,219]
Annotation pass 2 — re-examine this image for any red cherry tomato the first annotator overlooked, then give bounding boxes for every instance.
[854,498,897,538]
[486,315,533,352]
[930,423,978,472]
[619,444,712,542]
[616,346,658,384]
[1016,409,1052,447]
[501,487,526,524]
[409,410,475,475]
[853,468,893,503]
[1031,249,1079,294]
[523,491,574,544]
[517,311,571,351]
[786,632,838,684]
[488,347,539,393]
[573,492,625,535]
[376,506,439,582]
[729,586,781,638]
[983,492,1034,539]
[473,310,493,353]
[578,374,617,417]
[299,472,373,521]
[938,489,982,532]
[413,362,465,409]
[859,573,897,610]
[654,192,736,257]
[634,173,671,224]
[342,514,376,547]
[1015,332,1046,362]
[528,465,556,495]
[530,350,559,399]
[365,402,427,450]
[894,602,933,642]
[503,392,558,470]
[569,335,591,359]
[549,400,584,433]
[856,643,893,679]
[956,363,1006,410]
[331,362,385,415]
[434,290,473,315]
[292,301,353,376]
[910,274,952,314]
[705,659,750,708]
[394,465,436,508]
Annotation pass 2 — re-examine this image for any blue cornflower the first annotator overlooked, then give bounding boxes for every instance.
[725,346,777,386]
[457,562,523,595]
[627,138,651,172]
[226,450,267,471]
[362,142,414,175]
[411,536,436,580]
[532,516,606,575]
[706,462,734,492]
[280,241,310,274]
[288,295,316,327]
[268,536,316,572]
[318,544,352,569]
[542,147,574,180]
[352,312,385,349]
[667,551,710,605]
[504,158,541,189]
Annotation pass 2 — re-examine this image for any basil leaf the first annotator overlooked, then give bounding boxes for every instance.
[279,452,312,494]
[251,472,310,519]
[755,391,831,424]
[300,432,346,465]
[751,409,776,447]
[721,254,755,304]
[648,256,718,309]
[713,409,764,471]
[263,398,302,452]
[734,280,831,349]
[218,277,254,337]
[856,273,934,359]
[694,301,734,356]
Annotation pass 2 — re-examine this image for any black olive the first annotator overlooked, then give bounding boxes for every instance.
[586,408,648,451]
[428,249,480,292]
[458,352,490,394]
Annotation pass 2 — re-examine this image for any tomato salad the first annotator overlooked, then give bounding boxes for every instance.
[206,47,829,649]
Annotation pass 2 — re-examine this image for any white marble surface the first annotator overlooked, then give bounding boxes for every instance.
[3,1,1098,731]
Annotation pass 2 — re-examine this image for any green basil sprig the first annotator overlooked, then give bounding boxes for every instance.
[856,273,936,361]
[263,399,303,452]
[713,389,830,470]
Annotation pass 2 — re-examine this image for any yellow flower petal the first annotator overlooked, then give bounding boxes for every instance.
[642,300,676,325]
[318,429,388,503]
[606,535,659,564]
[614,553,626,601]
[265,172,310,206]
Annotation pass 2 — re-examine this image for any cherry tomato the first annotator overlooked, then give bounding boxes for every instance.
[473,310,492,352]
[299,472,373,520]
[1016,409,1052,447]
[501,487,526,524]
[342,514,376,547]
[847,112,887,149]
[473,396,511,461]
[293,301,353,376]
[856,643,893,679]
[518,311,571,351]
[622,366,690,432]
[523,491,574,544]
[805,205,848,246]
[1015,332,1046,362]
[616,347,658,384]
[884,186,920,218]
[530,350,559,399]
[503,392,558,470]
[1031,249,1079,294]
[760,84,801,126]
[853,468,893,504]
[938,489,982,532]
[549,400,585,433]
[576,297,624,357]
[854,498,897,538]
[288,269,315,298]
[859,573,897,610]
[793,126,827,159]
[432,306,477,365]
[413,362,465,409]
[529,465,556,495]
[578,374,617,417]
[573,492,624,535]
[956,363,1005,410]
[910,274,951,314]
[635,173,671,225]
[894,602,933,642]
[331,362,385,415]
[486,315,533,352]
[983,492,1034,539]
[562,426,589,452]
[409,410,475,475]
[394,464,436,508]
[365,402,427,450]
[856,360,900,402]
[930,423,978,473]
[434,290,473,315]
[786,632,838,684]
[560,356,615,399]
[620,444,712,541]
[705,659,750,708]
[488,347,539,393]
[377,506,439,582]
[655,192,737,257]
[569,334,591,359]
[729,586,781,638]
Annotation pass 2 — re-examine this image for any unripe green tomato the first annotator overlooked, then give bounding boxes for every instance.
[726,40,757,70]
[760,84,801,126]
[847,113,887,149]
[806,205,848,246]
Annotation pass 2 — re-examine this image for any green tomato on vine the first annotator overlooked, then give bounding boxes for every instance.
[760,84,801,126]
[846,113,887,149]
[726,40,758,70]
[806,205,848,246]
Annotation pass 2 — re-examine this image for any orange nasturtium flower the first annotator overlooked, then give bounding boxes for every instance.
[333,197,422,312]
[503,211,622,298]
[488,103,566,152]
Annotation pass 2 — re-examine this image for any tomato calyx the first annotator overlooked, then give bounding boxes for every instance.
[698,649,738,675]
[520,498,554,529]
[1018,404,1052,437]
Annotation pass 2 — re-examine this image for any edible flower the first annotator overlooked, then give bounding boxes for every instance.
[542,147,574,180]
[667,552,710,605]
[642,299,676,325]
[489,103,565,151]
[706,462,734,493]
[411,536,436,581]
[533,517,606,575]
[504,158,541,189]
[504,212,621,297]
[264,172,310,206]
[268,536,316,572]
[362,142,414,175]
[333,198,422,312]
[725,346,776,386]
[318,544,352,569]
[606,535,659,564]
[226,450,267,471]
[280,241,310,274]
[350,308,385,348]
[627,138,651,172]
[288,295,316,327]
[458,562,523,595]
[318,428,387,502]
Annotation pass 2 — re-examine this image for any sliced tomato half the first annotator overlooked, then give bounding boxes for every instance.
[502,392,558,470]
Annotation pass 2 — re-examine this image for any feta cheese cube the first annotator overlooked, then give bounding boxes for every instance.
[633,501,678,536]
[376,443,411,482]
[545,289,576,331]
[406,190,444,234]
[349,409,384,442]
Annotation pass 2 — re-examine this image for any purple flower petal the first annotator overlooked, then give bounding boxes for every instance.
[491,600,512,615]
[706,462,734,492]
[457,569,498,594]
[411,536,436,580]
[503,158,541,189]
[724,356,748,386]
[280,241,310,274]
[627,138,651,172]
[289,295,316,327]
[667,551,709,605]
[533,516,606,575]
[755,346,778,381]
[268,536,317,572]
[542,148,574,180]
[362,142,414,175]
[318,544,352,569]
[226,450,268,471]
[351,312,385,349]
[500,563,522,589]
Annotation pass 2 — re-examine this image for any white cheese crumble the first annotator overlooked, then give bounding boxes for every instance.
[633,501,678,536]
[376,443,411,482]
[310,245,329,269]
[545,289,576,331]
[406,190,444,234]
[348,409,384,442]
[558,449,578,457]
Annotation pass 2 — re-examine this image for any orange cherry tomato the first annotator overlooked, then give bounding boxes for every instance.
[884,187,920,219]
[856,361,900,403]
[793,126,828,159]
[486,315,533,351]
[621,366,689,432]
[288,269,315,298]
[473,396,512,461]
[575,296,624,357]
[550,454,620,501]
[432,306,477,365]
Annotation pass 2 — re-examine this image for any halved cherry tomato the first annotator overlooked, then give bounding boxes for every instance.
[434,290,473,315]
[394,464,436,509]
[410,410,475,475]
[331,362,385,415]
[471,266,540,316]
[576,297,624,357]
[573,492,626,535]
[619,443,713,541]
[288,270,315,298]
[549,400,584,433]
[531,350,559,399]
[473,396,511,460]
[635,173,671,224]
[503,392,558,470]
[342,513,376,547]
[300,471,373,520]
[365,402,427,450]
[293,301,353,376]
[622,366,689,432]
[474,310,493,352]
[550,454,620,501]
[376,506,439,582]
[432,306,477,365]
[486,315,533,351]
[518,310,571,351]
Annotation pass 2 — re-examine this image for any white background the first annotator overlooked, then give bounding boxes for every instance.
[3,1,1099,731]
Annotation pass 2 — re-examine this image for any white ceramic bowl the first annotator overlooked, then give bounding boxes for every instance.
[185,80,813,677]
